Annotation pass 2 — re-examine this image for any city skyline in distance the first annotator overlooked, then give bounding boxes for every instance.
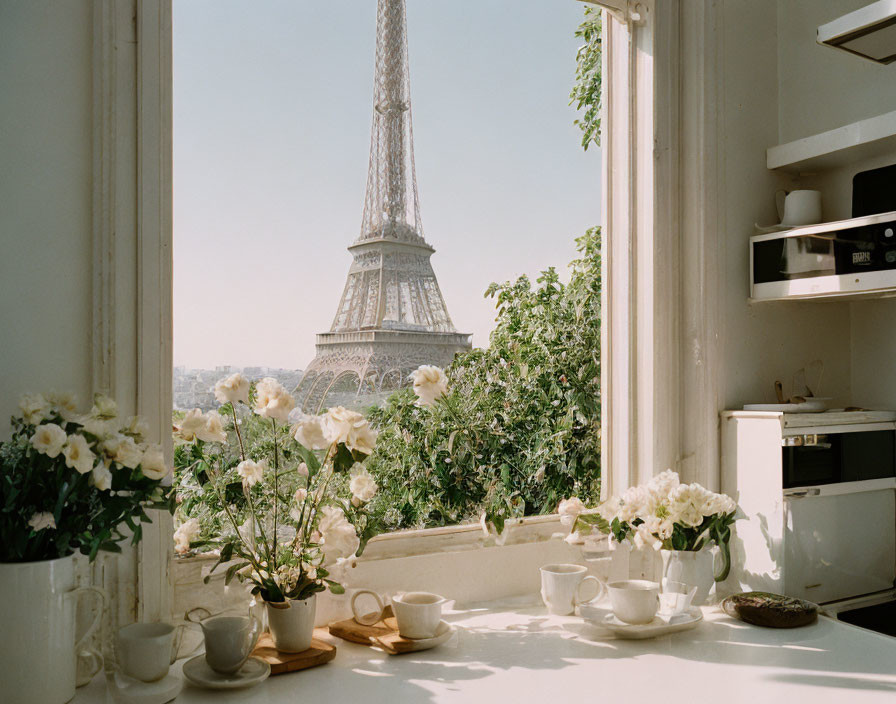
[173,1,601,369]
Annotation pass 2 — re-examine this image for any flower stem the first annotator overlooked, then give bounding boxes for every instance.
[271,418,280,572]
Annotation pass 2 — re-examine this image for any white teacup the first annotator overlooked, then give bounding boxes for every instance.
[540,563,605,616]
[607,580,660,625]
[351,590,447,640]
[117,622,189,683]
[777,189,822,227]
[199,614,261,675]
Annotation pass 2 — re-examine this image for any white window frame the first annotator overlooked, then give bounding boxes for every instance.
[123,0,728,616]
[90,0,173,624]
[594,0,723,494]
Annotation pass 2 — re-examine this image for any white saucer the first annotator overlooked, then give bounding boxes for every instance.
[108,671,182,704]
[403,620,455,649]
[182,655,270,690]
[579,605,703,639]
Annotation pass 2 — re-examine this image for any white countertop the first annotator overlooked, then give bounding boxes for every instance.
[75,598,896,704]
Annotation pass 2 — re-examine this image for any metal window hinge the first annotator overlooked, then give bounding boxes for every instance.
[578,0,646,26]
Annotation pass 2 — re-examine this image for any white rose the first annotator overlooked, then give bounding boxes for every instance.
[28,511,57,531]
[318,505,360,561]
[47,391,79,421]
[633,523,663,551]
[173,518,201,555]
[411,365,449,407]
[123,415,150,441]
[196,411,228,444]
[80,416,118,439]
[30,423,67,458]
[294,487,308,503]
[63,434,96,475]
[91,393,118,419]
[214,373,250,406]
[323,406,378,455]
[647,469,680,497]
[558,497,586,529]
[141,444,168,481]
[177,409,206,441]
[292,414,329,450]
[349,463,378,503]
[18,393,49,425]
[254,377,295,422]
[237,459,266,488]
[114,436,143,469]
[91,461,114,491]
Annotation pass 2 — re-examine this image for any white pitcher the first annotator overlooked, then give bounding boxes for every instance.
[0,554,106,704]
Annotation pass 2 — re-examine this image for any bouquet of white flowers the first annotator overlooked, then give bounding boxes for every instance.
[0,392,172,563]
[174,374,379,604]
[561,470,739,581]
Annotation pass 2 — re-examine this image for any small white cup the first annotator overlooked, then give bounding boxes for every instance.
[117,623,187,683]
[351,590,447,640]
[540,563,605,616]
[777,189,822,227]
[607,580,660,625]
[199,614,261,675]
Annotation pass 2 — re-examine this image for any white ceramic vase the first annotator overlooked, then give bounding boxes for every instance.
[660,548,715,606]
[0,554,106,704]
[265,594,317,653]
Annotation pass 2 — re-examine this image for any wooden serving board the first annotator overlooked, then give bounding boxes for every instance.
[251,629,336,675]
[328,606,454,655]
[328,605,398,645]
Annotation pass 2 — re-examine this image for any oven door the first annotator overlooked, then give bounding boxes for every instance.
[784,483,896,604]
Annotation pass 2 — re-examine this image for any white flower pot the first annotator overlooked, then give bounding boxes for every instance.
[0,555,106,704]
[660,548,716,606]
[265,594,317,652]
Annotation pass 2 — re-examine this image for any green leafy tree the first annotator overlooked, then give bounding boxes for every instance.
[570,6,602,150]
[363,229,601,534]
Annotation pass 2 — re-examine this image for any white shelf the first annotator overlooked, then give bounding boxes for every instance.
[767,110,896,172]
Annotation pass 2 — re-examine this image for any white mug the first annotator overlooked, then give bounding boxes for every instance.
[198,614,261,675]
[776,189,822,227]
[116,622,191,682]
[351,590,447,640]
[540,563,605,616]
[607,579,660,624]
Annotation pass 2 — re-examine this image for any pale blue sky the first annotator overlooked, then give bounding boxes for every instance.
[173,0,601,369]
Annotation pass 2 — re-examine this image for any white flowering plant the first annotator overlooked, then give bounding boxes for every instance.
[561,470,739,581]
[173,374,379,604]
[0,392,174,563]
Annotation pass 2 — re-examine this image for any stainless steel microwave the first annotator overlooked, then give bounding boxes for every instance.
[750,211,896,301]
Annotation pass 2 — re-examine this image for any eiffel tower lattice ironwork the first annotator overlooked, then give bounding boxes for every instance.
[295,0,471,413]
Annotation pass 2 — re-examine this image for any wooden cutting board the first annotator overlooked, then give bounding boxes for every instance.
[251,629,337,675]
[328,605,399,644]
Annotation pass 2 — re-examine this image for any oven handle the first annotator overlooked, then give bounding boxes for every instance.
[784,487,822,498]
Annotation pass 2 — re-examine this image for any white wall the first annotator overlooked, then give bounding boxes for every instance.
[776,0,896,409]
[0,1,95,426]
[718,0,853,411]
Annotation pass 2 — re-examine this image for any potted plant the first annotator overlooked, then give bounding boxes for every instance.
[0,392,174,704]
[563,470,739,605]
[174,374,378,652]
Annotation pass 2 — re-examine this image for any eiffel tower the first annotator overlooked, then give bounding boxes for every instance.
[295,0,471,413]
